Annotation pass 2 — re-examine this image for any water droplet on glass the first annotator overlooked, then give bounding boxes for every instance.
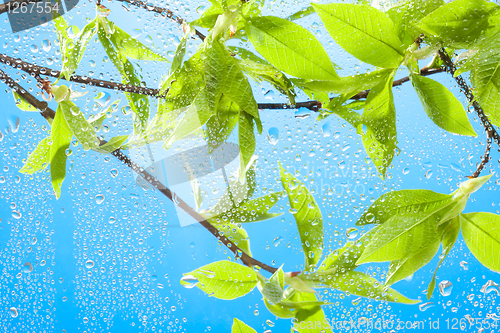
[95,194,105,204]
[267,127,279,145]
[22,262,33,273]
[85,260,94,269]
[419,302,434,311]
[110,169,118,178]
[321,121,332,137]
[94,92,111,108]
[439,280,453,296]
[460,261,469,270]
[346,227,359,239]
[9,307,18,318]
[108,216,116,224]
[12,211,22,219]
[42,39,51,52]
[180,275,199,288]
[295,107,310,119]
[480,280,500,295]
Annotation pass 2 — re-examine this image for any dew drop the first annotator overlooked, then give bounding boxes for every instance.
[95,194,105,205]
[438,280,453,296]
[267,127,279,145]
[85,260,94,269]
[9,307,18,318]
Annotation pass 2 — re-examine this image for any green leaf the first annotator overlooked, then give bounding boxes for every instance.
[264,288,329,319]
[293,292,333,333]
[49,107,73,199]
[61,18,98,80]
[223,56,259,119]
[213,223,252,256]
[245,16,338,80]
[205,96,240,151]
[238,111,256,181]
[97,18,150,135]
[12,91,37,111]
[470,35,500,127]
[231,318,257,333]
[97,135,129,153]
[53,15,69,56]
[319,271,418,304]
[385,240,440,286]
[357,189,454,226]
[409,73,476,137]
[107,21,167,61]
[261,266,285,304]
[293,68,394,94]
[20,137,50,174]
[386,0,444,47]
[180,260,257,300]
[285,6,315,21]
[416,0,499,47]
[207,192,282,224]
[279,163,323,270]
[59,100,98,149]
[357,213,441,264]
[426,216,460,299]
[312,3,404,69]
[360,70,397,178]
[170,29,189,74]
[461,212,500,273]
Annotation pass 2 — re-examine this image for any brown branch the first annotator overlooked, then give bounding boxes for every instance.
[472,131,492,178]
[1,73,277,274]
[0,53,163,97]
[438,48,499,177]
[115,0,206,40]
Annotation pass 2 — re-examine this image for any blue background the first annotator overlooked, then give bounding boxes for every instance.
[0,0,499,332]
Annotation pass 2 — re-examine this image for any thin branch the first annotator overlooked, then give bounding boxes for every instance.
[0,53,163,97]
[472,131,492,178]
[115,0,206,40]
[438,48,500,177]
[1,73,277,274]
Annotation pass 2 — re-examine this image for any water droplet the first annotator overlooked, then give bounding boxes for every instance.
[85,260,94,269]
[42,39,51,52]
[83,317,89,324]
[12,211,22,219]
[110,169,118,178]
[22,262,33,274]
[403,167,410,175]
[346,227,359,239]
[460,261,469,270]
[94,92,111,108]
[439,280,453,296]
[425,170,433,179]
[481,280,500,295]
[321,121,332,137]
[267,127,279,145]
[419,302,434,311]
[273,236,282,247]
[95,194,105,205]
[180,275,199,288]
[365,213,375,223]
[108,216,116,224]
[295,107,310,119]
[9,307,18,318]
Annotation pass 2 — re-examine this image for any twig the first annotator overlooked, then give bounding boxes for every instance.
[1,73,277,274]
[0,68,55,122]
[438,48,500,177]
[472,131,492,178]
[0,53,163,97]
[114,0,206,40]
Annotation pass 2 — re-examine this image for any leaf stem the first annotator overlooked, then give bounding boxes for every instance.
[1,75,278,274]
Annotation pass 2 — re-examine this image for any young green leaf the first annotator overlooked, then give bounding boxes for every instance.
[321,271,419,304]
[106,20,167,61]
[180,260,258,300]
[12,91,37,112]
[357,213,441,264]
[223,57,259,119]
[426,216,460,299]
[461,212,500,273]
[245,16,338,80]
[97,135,129,153]
[53,15,69,56]
[170,29,189,74]
[238,111,256,182]
[97,19,150,135]
[279,163,323,270]
[285,6,315,21]
[49,107,73,199]
[19,137,50,174]
[410,73,477,137]
[293,68,394,95]
[293,292,333,333]
[416,0,499,47]
[386,0,444,47]
[231,318,257,333]
[264,288,329,319]
[385,240,441,286]
[59,100,98,150]
[312,3,404,69]
[469,35,500,127]
[357,189,454,226]
[261,266,285,304]
[207,192,282,224]
[213,223,252,256]
[205,97,240,152]
[360,71,397,178]
[61,18,98,80]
